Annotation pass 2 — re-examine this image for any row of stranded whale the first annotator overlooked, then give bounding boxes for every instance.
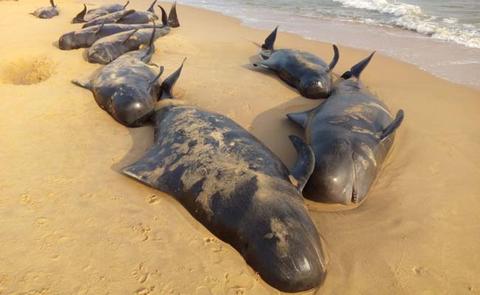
[30,0,405,292]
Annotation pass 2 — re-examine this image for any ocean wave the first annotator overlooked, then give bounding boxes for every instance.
[333,0,480,48]
[332,0,422,16]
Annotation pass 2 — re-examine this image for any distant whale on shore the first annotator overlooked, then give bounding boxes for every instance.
[31,0,59,19]
[287,52,404,205]
[253,27,339,99]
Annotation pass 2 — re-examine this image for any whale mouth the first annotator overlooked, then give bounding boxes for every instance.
[351,152,358,204]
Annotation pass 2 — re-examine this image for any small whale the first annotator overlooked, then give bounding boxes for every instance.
[31,0,59,19]
[287,52,404,205]
[72,27,184,127]
[253,27,339,99]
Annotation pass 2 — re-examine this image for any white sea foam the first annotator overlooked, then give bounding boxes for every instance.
[332,0,480,48]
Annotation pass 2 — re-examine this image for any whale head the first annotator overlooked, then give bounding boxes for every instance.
[305,137,373,205]
[299,73,333,99]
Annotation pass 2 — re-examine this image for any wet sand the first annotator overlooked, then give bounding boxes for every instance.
[0,0,479,294]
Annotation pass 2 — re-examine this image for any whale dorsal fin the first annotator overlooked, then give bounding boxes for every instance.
[341,51,375,80]
[72,4,87,23]
[380,110,404,141]
[286,111,310,129]
[159,58,186,100]
[328,45,339,71]
[147,0,157,13]
[157,5,168,26]
[288,135,315,192]
[262,26,278,51]
[168,2,180,28]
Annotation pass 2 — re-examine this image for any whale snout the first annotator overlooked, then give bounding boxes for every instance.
[111,95,154,127]
[246,216,327,292]
[59,34,74,50]
[300,75,333,99]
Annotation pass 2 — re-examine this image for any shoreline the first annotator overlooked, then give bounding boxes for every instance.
[177,0,480,90]
[0,0,480,294]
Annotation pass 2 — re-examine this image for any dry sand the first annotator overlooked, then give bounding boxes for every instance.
[0,0,479,294]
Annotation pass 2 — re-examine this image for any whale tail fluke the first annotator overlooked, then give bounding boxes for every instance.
[328,45,339,71]
[341,51,375,80]
[168,2,180,28]
[159,58,186,100]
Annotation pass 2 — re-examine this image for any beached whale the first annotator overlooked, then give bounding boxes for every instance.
[287,52,404,205]
[59,20,169,50]
[122,101,327,292]
[72,28,184,127]
[31,0,59,19]
[86,23,169,64]
[253,27,339,99]
[73,1,130,23]
[82,9,136,28]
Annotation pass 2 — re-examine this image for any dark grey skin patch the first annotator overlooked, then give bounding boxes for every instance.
[287,52,404,205]
[59,24,169,50]
[122,103,327,292]
[253,27,339,99]
[87,27,168,64]
[31,0,58,19]
[116,11,158,24]
[82,2,129,22]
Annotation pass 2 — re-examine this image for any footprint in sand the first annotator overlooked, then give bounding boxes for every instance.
[1,56,55,85]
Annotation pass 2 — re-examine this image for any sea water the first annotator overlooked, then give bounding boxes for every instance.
[180,0,480,88]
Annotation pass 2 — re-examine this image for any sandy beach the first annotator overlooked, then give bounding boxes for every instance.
[0,0,479,294]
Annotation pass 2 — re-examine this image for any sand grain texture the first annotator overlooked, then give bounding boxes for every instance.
[0,0,479,294]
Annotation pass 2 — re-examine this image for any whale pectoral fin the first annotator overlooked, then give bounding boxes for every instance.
[286,111,309,129]
[122,145,166,188]
[380,109,404,141]
[147,0,157,13]
[341,51,375,80]
[123,1,130,9]
[122,28,139,44]
[93,21,106,35]
[71,79,92,90]
[288,135,315,192]
[328,44,339,71]
[159,58,186,100]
